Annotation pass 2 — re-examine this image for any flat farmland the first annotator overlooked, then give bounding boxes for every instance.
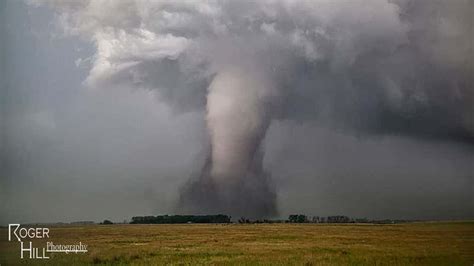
[1,222,473,265]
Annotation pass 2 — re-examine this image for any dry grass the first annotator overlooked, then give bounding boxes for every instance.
[1,221,473,265]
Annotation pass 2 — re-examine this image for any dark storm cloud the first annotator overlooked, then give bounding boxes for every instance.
[43,0,473,144]
[277,0,473,145]
[1,1,207,224]
[1,0,472,222]
[42,0,472,218]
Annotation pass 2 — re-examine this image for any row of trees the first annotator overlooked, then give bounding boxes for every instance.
[237,215,406,224]
[130,214,231,224]
[288,215,355,223]
[96,214,408,225]
[236,215,358,224]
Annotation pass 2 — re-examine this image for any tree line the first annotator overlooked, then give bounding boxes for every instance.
[238,215,409,224]
[130,214,231,224]
[98,214,409,225]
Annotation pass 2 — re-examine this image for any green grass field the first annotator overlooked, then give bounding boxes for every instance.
[1,221,473,265]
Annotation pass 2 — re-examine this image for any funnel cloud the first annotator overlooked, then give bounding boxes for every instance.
[180,67,278,218]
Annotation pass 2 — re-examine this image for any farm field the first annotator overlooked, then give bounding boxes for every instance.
[0,221,473,265]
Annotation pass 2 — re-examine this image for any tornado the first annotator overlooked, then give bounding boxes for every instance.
[179,66,278,218]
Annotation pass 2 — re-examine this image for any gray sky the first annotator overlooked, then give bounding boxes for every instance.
[1,0,472,224]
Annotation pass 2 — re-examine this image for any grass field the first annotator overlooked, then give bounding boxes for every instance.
[1,221,473,265]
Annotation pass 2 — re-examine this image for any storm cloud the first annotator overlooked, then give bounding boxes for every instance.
[1,0,472,222]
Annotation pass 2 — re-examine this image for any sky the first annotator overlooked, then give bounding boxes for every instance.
[1,0,472,223]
